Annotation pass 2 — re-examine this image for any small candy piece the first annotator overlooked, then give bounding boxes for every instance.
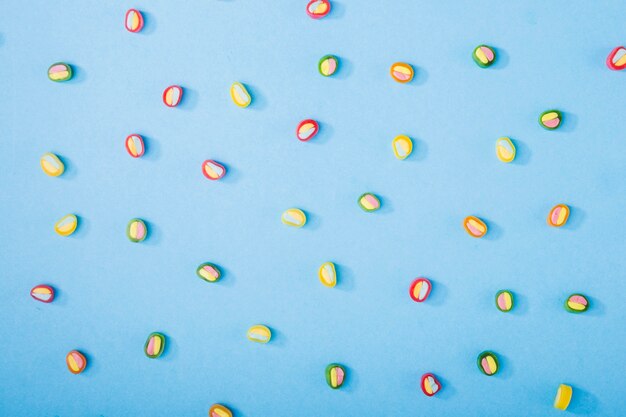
[127,218,147,242]
[554,384,573,410]
[318,262,337,288]
[477,351,499,376]
[390,62,414,83]
[472,45,496,68]
[358,193,381,212]
[325,363,346,389]
[420,373,441,397]
[409,278,432,302]
[54,214,78,236]
[163,85,183,107]
[606,46,626,71]
[30,285,55,303]
[125,134,145,158]
[392,135,413,160]
[202,160,226,180]
[209,404,233,417]
[565,294,589,313]
[230,82,252,108]
[463,216,487,238]
[495,137,516,163]
[547,204,570,227]
[144,332,165,358]
[281,208,307,227]
[296,119,319,142]
[40,153,65,176]
[66,350,87,374]
[125,9,144,33]
[48,63,73,82]
[247,325,272,343]
[306,0,331,19]
[495,290,514,312]
[539,110,562,130]
[318,55,339,76]
[197,262,222,283]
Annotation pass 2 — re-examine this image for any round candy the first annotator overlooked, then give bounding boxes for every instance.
[127,218,147,242]
[539,110,562,130]
[606,46,626,71]
[477,351,499,376]
[66,350,87,375]
[209,404,233,417]
[318,55,339,76]
[197,262,222,283]
[473,45,496,67]
[358,193,380,212]
[202,160,226,180]
[144,332,165,358]
[463,216,487,238]
[325,363,345,389]
[547,204,570,227]
[495,290,514,312]
[163,85,183,107]
[392,135,413,160]
[125,9,144,33]
[319,262,337,288]
[281,208,307,227]
[554,384,573,410]
[495,137,516,163]
[421,373,441,396]
[230,82,252,108]
[125,134,145,158]
[390,62,414,83]
[409,278,432,302]
[40,153,65,176]
[565,294,589,313]
[306,0,331,19]
[296,119,319,142]
[30,285,55,303]
[247,325,272,343]
[48,63,73,82]
[54,214,78,237]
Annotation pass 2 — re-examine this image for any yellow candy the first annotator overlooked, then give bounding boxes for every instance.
[230,82,251,108]
[40,153,65,176]
[209,404,233,417]
[318,262,337,288]
[247,325,271,343]
[54,214,78,236]
[281,208,307,227]
[495,137,516,163]
[554,384,573,410]
[392,135,413,160]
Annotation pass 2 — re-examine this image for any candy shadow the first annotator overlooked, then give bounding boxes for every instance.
[341,364,358,392]
[491,47,510,70]
[483,219,503,241]
[511,138,531,166]
[559,111,578,133]
[568,385,599,414]
[80,350,95,375]
[377,194,394,215]
[140,11,156,35]
[268,327,286,348]
[57,154,77,180]
[327,1,345,19]
[246,84,267,111]
[311,121,332,145]
[142,135,161,161]
[160,334,178,362]
[411,66,428,86]
[426,280,447,307]
[563,205,585,231]
[509,292,528,316]
[67,64,87,84]
[214,264,236,288]
[71,215,89,239]
[409,137,428,162]
[51,285,67,307]
[142,219,162,246]
[335,263,355,291]
[221,163,241,185]
[334,56,353,80]
[304,210,321,231]
[494,352,513,380]
[222,404,246,417]
[586,295,605,317]
[434,374,456,400]
[179,87,198,111]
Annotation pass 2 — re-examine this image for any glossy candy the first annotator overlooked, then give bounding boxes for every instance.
[318,55,339,76]
[125,9,144,33]
[495,290,514,312]
[473,45,496,67]
[40,153,65,176]
[319,262,337,288]
[296,119,319,142]
[66,350,87,374]
[565,294,589,313]
[409,278,432,302]
[606,46,626,70]
[358,193,380,212]
[306,0,331,19]
[325,363,346,389]
[554,384,573,410]
[392,135,413,160]
[230,82,252,108]
[209,404,233,417]
[477,351,499,376]
[125,134,145,158]
[281,208,307,227]
[163,85,183,107]
[48,63,73,82]
[197,262,222,283]
[144,332,165,358]
[390,62,414,83]
[421,373,441,397]
[547,204,570,227]
[539,110,562,130]
[463,216,487,238]
[495,137,516,163]
[54,214,78,236]
[202,160,227,180]
[127,218,147,242]
[247,325,271,343]
[30,285,55,303]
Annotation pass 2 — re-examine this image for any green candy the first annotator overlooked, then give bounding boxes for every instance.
[325,363,346,389]
[477,351,499,376]
[472,45,496,68]
[318,55,339,77]
[144,332,166,358]
[48,62,73,82]
[196,262,222,283]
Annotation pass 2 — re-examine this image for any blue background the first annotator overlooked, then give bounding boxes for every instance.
[1,1,625,416]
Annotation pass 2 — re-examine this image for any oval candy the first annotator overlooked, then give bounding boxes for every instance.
[565,294,589,313]
[54,214,78,236]
[125,134,145,158]
[319,55,339,76]
[296,119,319,142]
[144,332,165,358]
[125,9,144,33]
[554,384,573,410]
[41,153,65,176]
[247,325,272,343]
[163,85,183,107]
[392,135,413,160]
[409,278,432,302]
[319,262,337,288]
[281,208,307,227]
[540,110,562,130]
[325,363,346,389]
[421,373,441,397]
[30,285,55,303]
[547,204,570,227]
[209,404,233,417]
[495,137,516,163]
[477,351,499,376]
[463,216,487,238]
[473,45,496,68]
[390,62,414,83]
[606,46,626,71]
[358,193,380,212]
[197,262,222,283]
[495,290,514,312]
[66,350,87,374]
[230,82,252,108]
[48,63,73,82]
[202,160,227,180]
[306,0,331,19]
[127,218,147,242]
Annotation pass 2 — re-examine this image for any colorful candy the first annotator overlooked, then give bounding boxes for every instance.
[495,290,514,312]
[463,216,487,238]
[48,63,73,82]
[230,82,252,108]
[392,135,413,160]
[319,262,337,288]
[409,278,432,302]
[66,350,87,374]
[390,62,414,83]
[325,363,346,389]
[163,85,183,107]
[472,45,496,68]
[296,119,319,142]
[606,46,626,70]
[40,153,65,176]
[202,160,227,180]
[554,384,573,410]
[318,55,339,76]
[565,294,589,313]
[306,0,331,19]
[196,262,222,283]
[495,137,516,163]
[209,404,233,417]
[247,325,272,343]
[54,214,78,236]
[281,208,307,227]
[124,9,144,33]
[30,285,55,303]
[477,351,499,376]
[421,373,441,397]
[125,134,145,158]
[127,218,147,242]
[539,110,562,130]
[547,204,570,227]
[144,332,165,358]
[358,193,380,212]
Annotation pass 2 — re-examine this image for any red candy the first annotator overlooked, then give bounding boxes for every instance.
[409,278,432,302]
[30,285,55,303]
[421,373,442,396]
[607,46,626,70]
[306,0,331,19]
